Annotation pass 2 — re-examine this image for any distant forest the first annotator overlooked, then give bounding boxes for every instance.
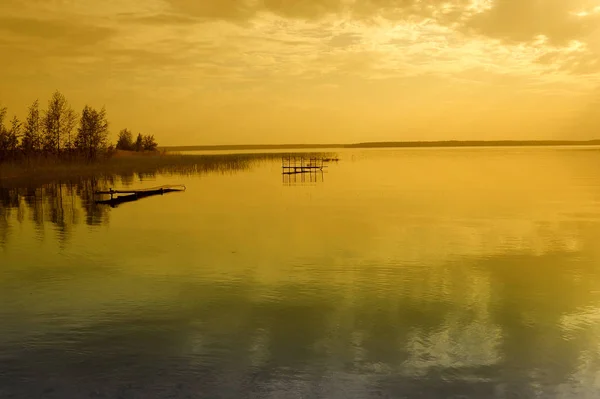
[164,139,600,152]
[345,140,600,148]
[0,90,158,163]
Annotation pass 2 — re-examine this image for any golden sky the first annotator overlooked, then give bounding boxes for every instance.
[1,0,600,145]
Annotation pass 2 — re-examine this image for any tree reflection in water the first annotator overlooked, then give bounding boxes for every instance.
[0,153,294,248]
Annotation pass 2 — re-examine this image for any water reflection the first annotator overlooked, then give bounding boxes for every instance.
[1,181,108,246]
[2,148,600,398]
[0,153,314,248]
[2,247,600,397]
[283,170,325,186]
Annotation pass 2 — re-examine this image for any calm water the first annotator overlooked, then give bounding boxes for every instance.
[2,147,600,398]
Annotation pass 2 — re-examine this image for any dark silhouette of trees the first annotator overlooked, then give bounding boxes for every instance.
[8,116,21,153]
[0,91,161,164]
[75,106,109,160]
[142,135,158,151]
[21,100,41,155]
[135,133,143,152]
[0,107,9,159]
[0,110,20,161]
[116,129,134,151]
[117,130,159,152]
[42,91,77,154]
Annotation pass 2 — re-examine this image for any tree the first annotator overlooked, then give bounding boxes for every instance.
[75,105,109,160]
[21,99,41,154]
[0,107,8,159]
[0,94,165,163]
[7,116,21,153]
[135,133,143,152]
[0,107,6,128]
[0,109,19,160]
[42,91,77,153]
[142,134,158,151]
[116,128,134,151]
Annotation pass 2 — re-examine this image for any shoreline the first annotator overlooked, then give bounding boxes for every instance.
[0,151,335,184]
[162,140,600,152]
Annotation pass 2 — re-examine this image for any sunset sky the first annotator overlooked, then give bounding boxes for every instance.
[1,0,600,145]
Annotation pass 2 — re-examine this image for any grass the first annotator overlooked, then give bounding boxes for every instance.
[0,150,337,187]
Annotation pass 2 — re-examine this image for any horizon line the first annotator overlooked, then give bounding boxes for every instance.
[162,139,600,151]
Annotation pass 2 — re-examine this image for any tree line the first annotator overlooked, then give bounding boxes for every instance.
[116,129,157,152]
[0,90,158,163]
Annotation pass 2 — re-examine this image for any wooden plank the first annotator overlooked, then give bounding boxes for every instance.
[95,185,186,195]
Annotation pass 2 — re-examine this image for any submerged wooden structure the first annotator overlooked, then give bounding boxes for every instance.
[281,156,335,174]
[280,156,338,185]
[94,185,186,207]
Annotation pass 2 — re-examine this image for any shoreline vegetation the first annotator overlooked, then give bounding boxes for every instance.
[0,151,336,184]
[0,90,159,170]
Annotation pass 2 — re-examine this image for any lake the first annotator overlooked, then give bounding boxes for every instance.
[2,147,600,398]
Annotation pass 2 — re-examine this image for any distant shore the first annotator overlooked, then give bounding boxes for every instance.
[163,140,600,152]
[347,139,600,149]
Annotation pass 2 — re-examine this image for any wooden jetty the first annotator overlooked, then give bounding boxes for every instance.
[281,156,328,174]
[94,185,186,207]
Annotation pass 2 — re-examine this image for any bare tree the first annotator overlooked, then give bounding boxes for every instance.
[43,91,77,154]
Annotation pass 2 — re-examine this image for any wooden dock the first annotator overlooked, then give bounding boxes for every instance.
[94,185,186,207]
[281,156,328,174]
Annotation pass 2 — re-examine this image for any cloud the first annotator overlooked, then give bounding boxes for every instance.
[463,0,600,44]
[537,49,600,75]
[0,16,114,47]
[163,0,470,22]
[125,13,200,25]
[164,0,348,20]
[329,32,363,47]
[262,0,345,19]
[2,0,599,83]
[166,0,256,20]
[349,0,472,22]
[158,1,600,52]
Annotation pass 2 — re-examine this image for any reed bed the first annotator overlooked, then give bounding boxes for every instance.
[0,151,337,186]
